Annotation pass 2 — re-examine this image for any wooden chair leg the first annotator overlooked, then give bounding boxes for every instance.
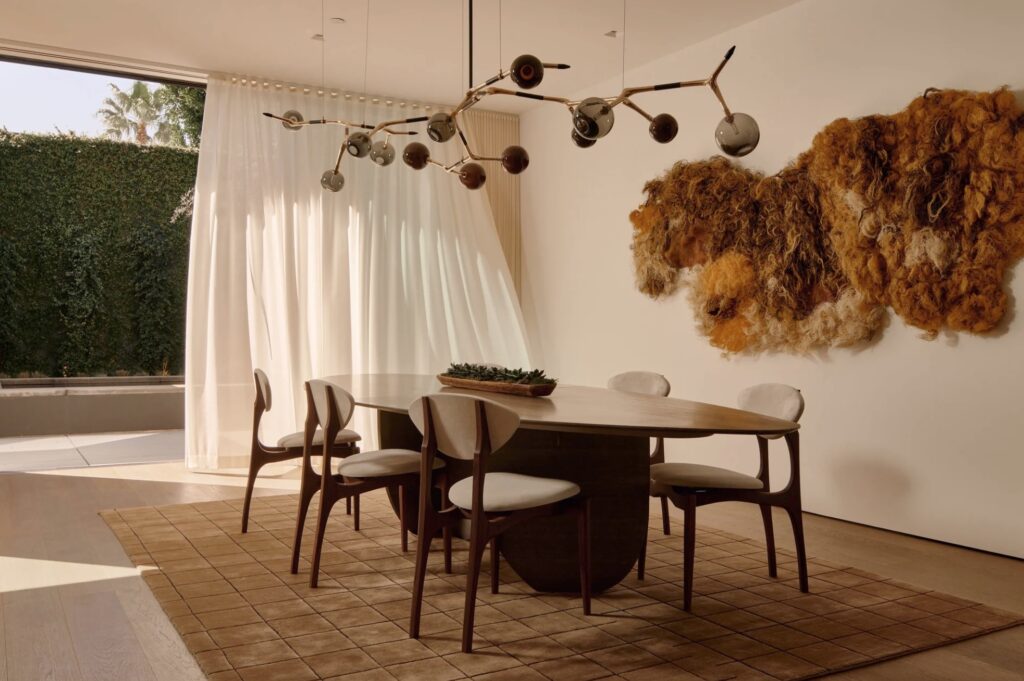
[290,472,319,574]
[409,516,435,639]
[489,537,500,594]
[576,499,592,616]
[399,485,410,553]
[346,496,352,515]
[440,475,453,574]
[637,530,647,580]
[461,528,488,653]
[241,455,262,533]
[443,525,453,574]
[660,496,671,535]
[682,495,697,612]
[353,494,361,531]
[309,488,340,588]
[760,503,778,578]
[787,505,809,592]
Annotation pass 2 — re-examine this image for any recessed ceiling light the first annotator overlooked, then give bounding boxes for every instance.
[604,29,618,38]
[312,33,324,41]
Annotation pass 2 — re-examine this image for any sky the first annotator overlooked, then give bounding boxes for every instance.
[0,60,138,137]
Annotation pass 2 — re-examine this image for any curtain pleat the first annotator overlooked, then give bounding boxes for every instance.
[184,77,530,469]
[462,109,521,292]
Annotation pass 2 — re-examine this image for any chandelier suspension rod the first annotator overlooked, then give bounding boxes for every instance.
[468,0,473,89]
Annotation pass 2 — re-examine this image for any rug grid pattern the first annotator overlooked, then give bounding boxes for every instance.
[100,491,1024,681]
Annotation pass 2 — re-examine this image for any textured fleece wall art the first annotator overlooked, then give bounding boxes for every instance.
[630,89,1024,353]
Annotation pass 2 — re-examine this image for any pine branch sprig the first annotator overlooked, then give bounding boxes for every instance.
[441,363,558,386]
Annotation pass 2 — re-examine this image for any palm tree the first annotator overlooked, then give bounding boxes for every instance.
[98,82,181,145]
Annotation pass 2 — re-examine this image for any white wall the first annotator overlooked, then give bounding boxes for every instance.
[519,0,1024,558]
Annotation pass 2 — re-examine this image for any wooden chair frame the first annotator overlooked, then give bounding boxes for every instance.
[292,382,451,588]
[636,434,672,580]
[655,431,808,611]
[242,370,359,534]
[606,371,673,572]
[409,397,592,653]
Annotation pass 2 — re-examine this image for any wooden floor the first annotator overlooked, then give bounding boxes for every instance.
[0,462,1021,681]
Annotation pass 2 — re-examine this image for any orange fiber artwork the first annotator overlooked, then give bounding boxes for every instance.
[630,89,1024,353]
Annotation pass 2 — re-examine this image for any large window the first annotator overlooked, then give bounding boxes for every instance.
[0,60,204,378]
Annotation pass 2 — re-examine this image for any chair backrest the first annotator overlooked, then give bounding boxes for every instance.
[254,368,272,411]
[306,379,356,432]
[738,383,804,439]
[408,393,520,460]
[607,371,671,397]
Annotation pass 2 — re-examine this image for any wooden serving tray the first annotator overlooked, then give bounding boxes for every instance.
[436,374,557,397]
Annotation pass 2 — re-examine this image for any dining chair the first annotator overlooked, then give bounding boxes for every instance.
[407,393,592,653]
[607,370,672,580]
[297,380,448,587]
[648,383,807,610]
[242,368,361,534]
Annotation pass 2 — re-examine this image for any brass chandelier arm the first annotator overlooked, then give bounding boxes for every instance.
[426,158,464,174]
[270,42,756,193]
[367,115,430,137]
[332,133,349,173]
[453,61,570,115]
[707,45,736,118]
[621,99,654,123]
[263,112,377,130]
[607,45,737,116]
[476,87,574,108]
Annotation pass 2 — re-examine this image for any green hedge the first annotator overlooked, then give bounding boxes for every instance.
[0,131,198,376]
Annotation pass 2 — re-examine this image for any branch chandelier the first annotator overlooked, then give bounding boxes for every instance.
[263,5,759,193]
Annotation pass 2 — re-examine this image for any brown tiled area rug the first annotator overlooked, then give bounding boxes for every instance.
[101,491,1023,681]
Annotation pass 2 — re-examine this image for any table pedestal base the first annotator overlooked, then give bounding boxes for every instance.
[378,411,649,593]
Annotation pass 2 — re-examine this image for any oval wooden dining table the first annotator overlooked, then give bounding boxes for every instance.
[320,373,799,593]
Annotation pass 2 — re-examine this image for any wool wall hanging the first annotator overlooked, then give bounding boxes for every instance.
[630,88,1024,353]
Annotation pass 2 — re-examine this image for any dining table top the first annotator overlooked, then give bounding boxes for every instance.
[320,373,799,439]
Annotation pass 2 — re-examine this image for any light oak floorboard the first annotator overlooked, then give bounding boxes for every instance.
[1,461,1021,680]
[0,594,7,681]
[0,462,295,681]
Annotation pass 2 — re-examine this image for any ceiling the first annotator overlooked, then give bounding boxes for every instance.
[0,0,798,112]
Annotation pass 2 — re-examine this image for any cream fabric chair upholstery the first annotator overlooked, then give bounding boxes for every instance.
[276,428,360,449]
[607,371,671,397]
[448,472,580,512]
[649,383,807,611]
[407,393,592,653]
[242,369,360,534]
[607,370,673,578]
[651,463,764,491]
[339,449,444,478]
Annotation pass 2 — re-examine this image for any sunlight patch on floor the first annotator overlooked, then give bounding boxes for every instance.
[0,555,143,593]
[30,460,302,492]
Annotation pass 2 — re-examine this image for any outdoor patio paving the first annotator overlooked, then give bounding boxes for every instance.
[0,429,183,471]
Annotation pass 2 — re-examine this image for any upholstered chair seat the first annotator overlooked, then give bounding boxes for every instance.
[277,428,361,449]
[338,449,445,478]
[448,472,581,512]
[651,462,765,492]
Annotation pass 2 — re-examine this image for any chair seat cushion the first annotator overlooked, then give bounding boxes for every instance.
[337,449,443,478]
[650,463,764,491]
[277,428,361,449]
[448,472,580,512]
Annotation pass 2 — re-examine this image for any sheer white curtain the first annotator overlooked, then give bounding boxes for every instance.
[185,77,530,469]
